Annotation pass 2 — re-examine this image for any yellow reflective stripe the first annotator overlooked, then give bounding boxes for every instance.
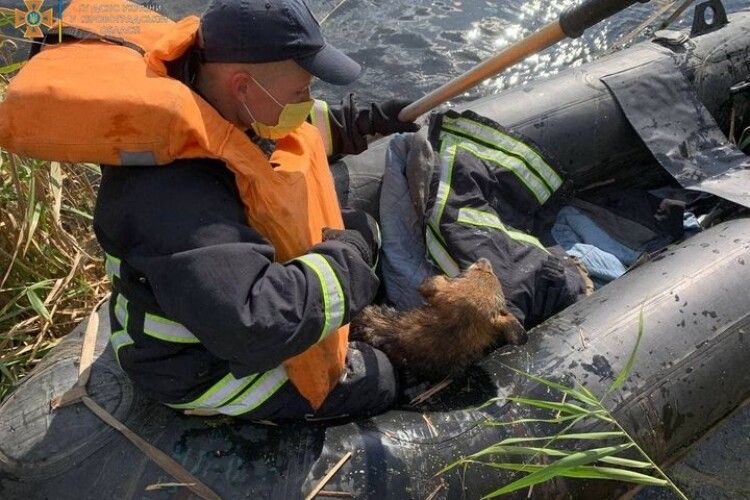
[105,253,121,281]
[294,254,346,342]
[443,135,552,204]
[114,293,129,329]
[426,141,461,277]
[457,207,549,254]
[110,329,134,366]
[425,225,460,277]
[166,372,259,410]
[143,313,201,344]
[112,295,133,367]
[428,141,459,232]
[310,99,334,156]
[217,366,289,416]
[442,116,562,191]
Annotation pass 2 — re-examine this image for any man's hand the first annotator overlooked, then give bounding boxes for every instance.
[328,94,421,156]
[322,209,381,268]
[367,100,421,136]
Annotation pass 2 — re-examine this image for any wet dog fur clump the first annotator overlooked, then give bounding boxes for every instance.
[350,258,527,381]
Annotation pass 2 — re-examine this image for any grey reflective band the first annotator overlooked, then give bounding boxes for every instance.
[115,288,200,345]
[442,115,563,192]
[442,134,553,204]
[114,293,129,329]
[143,313,201,344]
[119,150,157,166]
[425,225,460,278]
[167,371,260,411]
[310,99,334,156]
[456,207,549,254]
[215,366,289,416]
[111,294,134,365]
[110,329,134,366]
[294,254,346,341]
[105,253,121,281]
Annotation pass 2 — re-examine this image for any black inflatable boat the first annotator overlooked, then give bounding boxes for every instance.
[2,5,750,499]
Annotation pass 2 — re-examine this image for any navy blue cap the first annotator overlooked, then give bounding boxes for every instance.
[199,0,362,85]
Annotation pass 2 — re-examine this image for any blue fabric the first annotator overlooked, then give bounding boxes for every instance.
[380,134,438,309]
[683,211,702,236]
[552,206,642,286]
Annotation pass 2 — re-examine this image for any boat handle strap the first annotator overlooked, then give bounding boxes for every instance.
[50,298,223,500]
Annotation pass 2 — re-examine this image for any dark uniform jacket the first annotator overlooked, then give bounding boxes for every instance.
[424,110,588,327]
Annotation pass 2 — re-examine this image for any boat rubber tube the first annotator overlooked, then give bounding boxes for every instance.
[333,10,750,219]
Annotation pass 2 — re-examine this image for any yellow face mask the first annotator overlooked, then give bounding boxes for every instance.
[241,74,313,140]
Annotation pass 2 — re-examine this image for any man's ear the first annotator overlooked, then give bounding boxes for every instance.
[418,275,449,301]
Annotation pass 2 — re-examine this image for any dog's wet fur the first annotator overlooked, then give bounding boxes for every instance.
[350,258,527,381]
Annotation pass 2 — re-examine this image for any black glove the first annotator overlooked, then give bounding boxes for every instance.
[329,94,421,156]
[323,228,375,268]
[342,208,381,259]
[367,100,421,136]
[322,208,381,268]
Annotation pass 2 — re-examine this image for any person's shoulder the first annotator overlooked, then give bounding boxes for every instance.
[101,157,233,189]
[96,158,244,224]
[95,157,253,253]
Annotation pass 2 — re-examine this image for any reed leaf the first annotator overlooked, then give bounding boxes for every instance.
[62,204,93,220]
[0,280,53,319]
[497,431,626,446]
[608,308,645,394]
[481,443,634,498]
[0,62,25,74]
[49,162,63,226]
[739,127,750,151]
[467,461,668,486]
[483,415,581,427]
[25,288,52,322]
[437,444,572,475]
[504,397,592,415]
[502,365,600,406]
[461,445,652,470]
[598,455,654,469]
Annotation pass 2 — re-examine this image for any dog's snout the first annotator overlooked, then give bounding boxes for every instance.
[506,319,528,345]
[472,258,493,272]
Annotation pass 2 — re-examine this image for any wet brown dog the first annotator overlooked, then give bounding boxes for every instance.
[350,258,527,381]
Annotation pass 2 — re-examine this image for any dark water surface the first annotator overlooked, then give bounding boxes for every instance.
[311,0,748,104]
[1,0,748,104]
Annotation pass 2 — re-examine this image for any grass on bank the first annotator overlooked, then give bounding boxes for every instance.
[0,77,107,402]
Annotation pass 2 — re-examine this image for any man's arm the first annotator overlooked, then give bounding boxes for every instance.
[308,93,420,157]
[94,159,379,377]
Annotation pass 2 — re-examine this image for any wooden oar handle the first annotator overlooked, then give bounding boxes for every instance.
[398,21,566,123]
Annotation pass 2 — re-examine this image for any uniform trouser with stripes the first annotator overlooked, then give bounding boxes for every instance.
[220,342,397,421]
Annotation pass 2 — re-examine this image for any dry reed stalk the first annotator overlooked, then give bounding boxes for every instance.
[1,116,108,401]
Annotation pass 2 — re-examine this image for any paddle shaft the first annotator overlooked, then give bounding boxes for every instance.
[398,0,650,122]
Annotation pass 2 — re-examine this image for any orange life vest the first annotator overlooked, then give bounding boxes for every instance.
[0,0,348,410]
